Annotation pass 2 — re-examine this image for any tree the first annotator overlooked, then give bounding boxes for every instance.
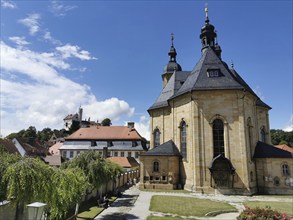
[62,151,122,189]
[271,129,293,147]
[69,120,80,134]
[23,126,37,138]
[37,127,53,143]
[101,118,112,126]
[1,155,87,220]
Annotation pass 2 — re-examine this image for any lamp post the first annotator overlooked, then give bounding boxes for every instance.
[27,202,47,220]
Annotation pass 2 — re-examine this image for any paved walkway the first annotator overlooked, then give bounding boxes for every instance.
[95,184,292,220]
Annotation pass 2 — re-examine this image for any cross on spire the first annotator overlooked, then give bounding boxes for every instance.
[205,3,209,23]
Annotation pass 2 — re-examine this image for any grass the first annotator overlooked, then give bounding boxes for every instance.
[76,206,104,219]
[149,195,237,217]
[244,201,293,216]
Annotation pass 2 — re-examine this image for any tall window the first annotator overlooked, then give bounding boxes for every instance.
[282,164,290,176]
[260,127,266,143]
[213,119,224,157]
[153,161,159,172]
[154,128,160,147]
[180,121,187,159]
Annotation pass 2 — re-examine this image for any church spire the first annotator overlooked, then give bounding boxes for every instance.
[199,4,222,58]
[162,33,182,88]
[168,33,177,62]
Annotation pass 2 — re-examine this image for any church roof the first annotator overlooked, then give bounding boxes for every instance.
[174,47,244,97]
[140,140,181,156]
[149,71,190,110]
[149,11,271,111]
[254,141,293,158]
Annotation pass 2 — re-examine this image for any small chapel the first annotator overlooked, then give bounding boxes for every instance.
[139,7,293,195]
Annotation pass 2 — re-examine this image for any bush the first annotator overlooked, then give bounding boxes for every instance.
[237,206,290,220]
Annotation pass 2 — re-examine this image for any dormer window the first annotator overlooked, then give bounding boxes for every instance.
[207,69,222,78]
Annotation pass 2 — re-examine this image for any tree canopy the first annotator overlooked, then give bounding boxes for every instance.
[0,154,87,219]
[0,150,122,219]
[62,151,123,190]
[271,129,293,147]
[101,118,112,126]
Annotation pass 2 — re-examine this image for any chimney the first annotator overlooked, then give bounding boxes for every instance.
[127,122,135,130]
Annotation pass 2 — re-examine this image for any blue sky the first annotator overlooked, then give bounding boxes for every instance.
[1,0,292,139]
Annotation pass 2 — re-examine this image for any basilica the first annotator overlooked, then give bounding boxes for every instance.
[139,7,293,195]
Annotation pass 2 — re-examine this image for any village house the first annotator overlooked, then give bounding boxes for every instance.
[59,122,148,162]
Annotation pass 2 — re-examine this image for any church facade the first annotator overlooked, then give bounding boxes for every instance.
[139,8,279,195]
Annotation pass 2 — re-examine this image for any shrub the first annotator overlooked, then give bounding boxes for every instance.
[237,206,290,220]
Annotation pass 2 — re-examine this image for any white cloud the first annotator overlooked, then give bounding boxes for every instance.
[0,41,134,137]
[49,1,77,17]
[18,13,41,35]
[43,31,61,45]
[131,115,150,140]
[9,36,30,47]
[283,114,293,132]
[1,0,16,9]
[56,44,97,60]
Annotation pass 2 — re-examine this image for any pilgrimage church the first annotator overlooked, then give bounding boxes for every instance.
[139,6,293,195]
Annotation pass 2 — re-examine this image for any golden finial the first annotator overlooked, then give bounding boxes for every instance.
[205,3,209,21]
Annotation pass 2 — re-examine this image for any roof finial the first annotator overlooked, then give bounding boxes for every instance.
[171,33,174,47]
[205,3,209,23]
[231,60,234,69]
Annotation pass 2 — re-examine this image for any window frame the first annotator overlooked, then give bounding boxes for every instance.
[153,161,160,172]
[282,163,290,176]
[179,120,187,160]
[212,119,225,157]
[153,128,160,148]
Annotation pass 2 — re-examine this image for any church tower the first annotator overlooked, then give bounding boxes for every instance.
[141,5,271,195]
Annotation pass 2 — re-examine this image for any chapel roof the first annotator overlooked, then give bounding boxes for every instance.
[140,140,181,156]
[254,141,293,158]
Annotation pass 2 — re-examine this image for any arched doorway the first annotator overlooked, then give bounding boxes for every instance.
[209,154,235,188]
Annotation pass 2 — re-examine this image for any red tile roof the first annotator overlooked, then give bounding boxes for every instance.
[49,142,63,155]
[275,144,293,153]
[107,157,139,168]
[66,125,143,140]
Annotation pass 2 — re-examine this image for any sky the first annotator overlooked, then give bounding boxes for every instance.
[0,0,292,139]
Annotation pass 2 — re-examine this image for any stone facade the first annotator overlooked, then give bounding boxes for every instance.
[140,155,180,190]
[140,7,289,195]
[148,90,270,194]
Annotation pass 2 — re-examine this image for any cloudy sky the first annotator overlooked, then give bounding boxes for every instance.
[1,1,292,139]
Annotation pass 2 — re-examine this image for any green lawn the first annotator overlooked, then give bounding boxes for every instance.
[244,201,293,216]
[76,206,104,219]
[147,216,187,220]
[149,195,237,217]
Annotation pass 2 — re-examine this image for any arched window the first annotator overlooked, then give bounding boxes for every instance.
[260,126,266,143]
[213,119,224,157]
[154,128,160,148]
[153,161,159,172]
[282,164,290,176]
[180,121,187,159]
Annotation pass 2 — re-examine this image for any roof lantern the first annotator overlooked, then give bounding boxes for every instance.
[163,33,182,73]
[200,4,222,58]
